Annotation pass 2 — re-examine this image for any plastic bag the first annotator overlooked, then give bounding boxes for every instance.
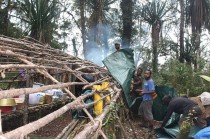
[46,89,63,98]
[29,93,45,105]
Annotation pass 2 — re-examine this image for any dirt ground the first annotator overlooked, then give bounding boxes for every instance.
[30,112,72,138]
[29,112,158,139]
[122,115,158,139]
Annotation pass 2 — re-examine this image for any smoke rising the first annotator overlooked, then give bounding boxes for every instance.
[85,24,113,66]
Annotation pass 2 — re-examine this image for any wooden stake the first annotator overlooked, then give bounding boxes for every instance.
[23,70,30,125]
[0,110,2,135]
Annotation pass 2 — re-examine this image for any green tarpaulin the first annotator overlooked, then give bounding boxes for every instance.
[103,48,200,138]
[103,48,135,107]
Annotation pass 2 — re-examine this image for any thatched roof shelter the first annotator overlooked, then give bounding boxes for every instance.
[0,35,122,139]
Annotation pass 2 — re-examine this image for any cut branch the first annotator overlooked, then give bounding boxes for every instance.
[74,89,121,139]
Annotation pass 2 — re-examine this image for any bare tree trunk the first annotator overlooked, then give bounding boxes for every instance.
[120,0,133,48]
[193,30,201,71]
[151,23,160,73]
[80,0,87,59]
[179,0,185,63]
[0,0,11,35]
[72,38,78,56]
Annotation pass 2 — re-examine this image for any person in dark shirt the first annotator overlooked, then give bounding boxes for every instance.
[161,95,206,128]
[131,67,143,99]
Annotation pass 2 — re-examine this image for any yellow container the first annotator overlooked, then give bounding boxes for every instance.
[0,98,16,106]
[93,85,103,115]
[94,93,103,115]
[101,82,109,91]
[93,85,101,91]
[93,83,111,115]
[101,82,111,101]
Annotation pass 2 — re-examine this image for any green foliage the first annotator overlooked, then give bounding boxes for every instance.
[103,102,125,139]
[50,39,63,50]
[17,0,60,43]
[154,60,210,97]
[6,23,24,38]
[141,0,170,26]
[200,75,210,82]
[186,0,210,32]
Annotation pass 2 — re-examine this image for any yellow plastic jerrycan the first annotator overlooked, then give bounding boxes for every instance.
[93,83,111,115]
[93,85,103,115]
[101,82,109,91]
[101,82,111,102]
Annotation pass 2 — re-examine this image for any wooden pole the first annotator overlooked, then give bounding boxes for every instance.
[74,89,121,139]
[0,82,87,99]
[23,70,30,125]
[0,92,98,138]
[0,110,2,135]
[55,119,79,139]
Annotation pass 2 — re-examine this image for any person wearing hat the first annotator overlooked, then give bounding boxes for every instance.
[161,95,206,128]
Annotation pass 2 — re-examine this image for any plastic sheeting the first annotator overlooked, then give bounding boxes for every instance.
[155,113,201,139]
[102,48,177,120]
[103,48,135,107]
[103,49,201,138]
[153,86,177,121]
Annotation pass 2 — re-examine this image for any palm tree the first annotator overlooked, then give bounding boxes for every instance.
[186,0,210,70]
[18,0,59,44]
[0,0,14,35]
[141,0,170,73]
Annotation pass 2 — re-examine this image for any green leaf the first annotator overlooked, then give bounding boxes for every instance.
[199,75,210,82]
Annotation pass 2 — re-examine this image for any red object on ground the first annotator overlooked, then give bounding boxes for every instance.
[0,106,13,113]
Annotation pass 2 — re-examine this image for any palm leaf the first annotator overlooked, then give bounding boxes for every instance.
[199,75,210,82]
